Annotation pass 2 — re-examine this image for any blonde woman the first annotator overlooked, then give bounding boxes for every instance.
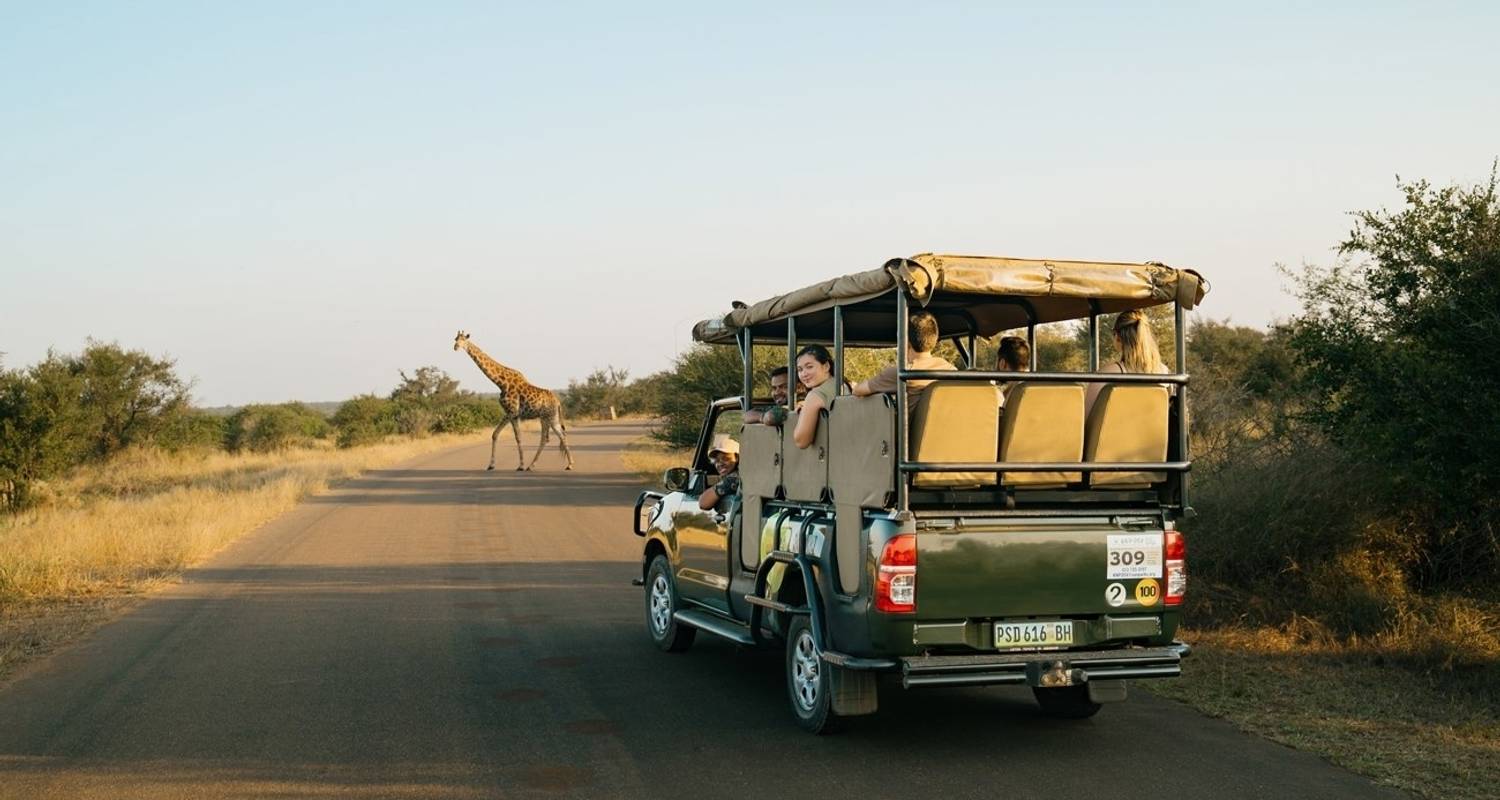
[1086,309,1169,413]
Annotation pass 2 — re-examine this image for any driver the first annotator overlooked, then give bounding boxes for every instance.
[697,435,741,510]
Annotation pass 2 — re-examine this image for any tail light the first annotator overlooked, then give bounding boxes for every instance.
[1164,530,1187,607]
[875,534,917,614]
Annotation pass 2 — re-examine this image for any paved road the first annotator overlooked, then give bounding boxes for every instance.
[0,421,1403,799]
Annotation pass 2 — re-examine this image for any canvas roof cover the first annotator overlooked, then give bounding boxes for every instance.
[692,254,1209,345]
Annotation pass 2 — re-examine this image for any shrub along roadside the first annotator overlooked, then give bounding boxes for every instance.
[0,354,512,511]
[223,403,331,453]
[0,342,189,510]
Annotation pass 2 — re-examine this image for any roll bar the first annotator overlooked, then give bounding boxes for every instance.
[890,289,1191,512]
[747,288,1194,514]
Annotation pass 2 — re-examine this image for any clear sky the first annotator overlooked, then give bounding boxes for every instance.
[2,2,1496,406]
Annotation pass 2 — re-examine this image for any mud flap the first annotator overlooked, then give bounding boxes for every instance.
[1087,679,1128,704]
[829,665,879,716]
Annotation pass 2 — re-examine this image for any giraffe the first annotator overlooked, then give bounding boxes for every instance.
[453,331,575,471]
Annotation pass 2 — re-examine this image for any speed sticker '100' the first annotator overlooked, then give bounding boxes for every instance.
[1106,533,1163,579]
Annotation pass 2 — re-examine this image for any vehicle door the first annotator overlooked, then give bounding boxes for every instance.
[671,402,743,613]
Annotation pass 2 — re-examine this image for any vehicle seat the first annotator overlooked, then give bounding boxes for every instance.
[781,410,829,502]
[1083,384,1169,488]
[910,380,1001,488]
[998,382,1084,488]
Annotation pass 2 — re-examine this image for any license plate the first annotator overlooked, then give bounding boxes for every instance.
[994,621,1074,649]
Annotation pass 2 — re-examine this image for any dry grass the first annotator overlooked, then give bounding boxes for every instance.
[1155,618,1500,800]
[0,433,492,603]
[0,432,490,681]
[620,438,692,485]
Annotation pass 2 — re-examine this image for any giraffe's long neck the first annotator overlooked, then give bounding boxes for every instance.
[463,342,527,396]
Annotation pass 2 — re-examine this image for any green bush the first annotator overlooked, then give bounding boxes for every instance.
[392,400,436,437]
[433,399,503,434]
[155,410,229,452]
[383,365,503,437]
[225,403,329,453]
[331,395,397,448]
[0,342,190,509]
[390,366,462,406]
[562,367,630,419]
[333,368,504,446]
[561,366,670,420]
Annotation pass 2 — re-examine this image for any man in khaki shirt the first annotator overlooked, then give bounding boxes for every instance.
[852,311,955,407]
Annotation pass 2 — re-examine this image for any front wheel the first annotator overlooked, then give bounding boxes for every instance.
[1032,685,1102,719]
[785,616,839,734]
[645,555,695,652]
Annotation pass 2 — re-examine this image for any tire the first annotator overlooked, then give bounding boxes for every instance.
[644,555,695,652]
[785,616,840,734]
[1032,685,1102,719]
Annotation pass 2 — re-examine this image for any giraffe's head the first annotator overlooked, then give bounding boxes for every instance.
[453,330,471,352]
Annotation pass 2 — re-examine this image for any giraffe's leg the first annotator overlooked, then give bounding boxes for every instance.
[487,420,505,470]
[552,417,575,470]
[526,416,550,471]
[511,417,526,470]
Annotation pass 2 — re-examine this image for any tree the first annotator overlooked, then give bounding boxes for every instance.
[563,367,632,419]
[0,343,192,509]
[390,366,462,405]
[1289,169,1500,584]
[653,345,745,447]
[70,341,191,458]
[388,366,471,437]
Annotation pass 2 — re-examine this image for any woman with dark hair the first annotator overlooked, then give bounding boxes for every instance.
[996,334,1031,407]
[791,344,839,449]
[997,336,1031,372]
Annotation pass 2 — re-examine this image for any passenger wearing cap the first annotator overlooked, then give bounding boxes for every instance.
[698,435,741,510]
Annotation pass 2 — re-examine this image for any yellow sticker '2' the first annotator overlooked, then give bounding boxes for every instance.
[1134,578,1161,607]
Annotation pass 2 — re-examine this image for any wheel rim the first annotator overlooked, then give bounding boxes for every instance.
[648,573,672,636]
[791,629,820,712]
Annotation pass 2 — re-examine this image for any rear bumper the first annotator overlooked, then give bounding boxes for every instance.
[896,644,1187,689]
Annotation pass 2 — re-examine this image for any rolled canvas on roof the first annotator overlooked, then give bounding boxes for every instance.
[692,253,1208,344]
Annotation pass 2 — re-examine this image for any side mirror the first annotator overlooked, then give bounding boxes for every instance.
[663,467,691,492]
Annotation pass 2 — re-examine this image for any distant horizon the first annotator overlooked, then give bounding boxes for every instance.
[4,3,1496,406]
[11,299,1297,411]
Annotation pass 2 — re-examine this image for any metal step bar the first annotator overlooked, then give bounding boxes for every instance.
[673,609,756,646]
[900,645,1184,689]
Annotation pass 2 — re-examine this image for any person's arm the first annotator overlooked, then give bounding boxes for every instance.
[744,408,764,424]
[697,473,740,510]
[793,392,825,449]
[856,364,897,397]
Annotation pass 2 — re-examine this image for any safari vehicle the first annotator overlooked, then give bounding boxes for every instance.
[632,254,1208,732]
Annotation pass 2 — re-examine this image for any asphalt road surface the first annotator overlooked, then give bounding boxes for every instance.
[0,421,1404,799]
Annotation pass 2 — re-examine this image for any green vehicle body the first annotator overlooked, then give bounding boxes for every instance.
[632,254,1207,731]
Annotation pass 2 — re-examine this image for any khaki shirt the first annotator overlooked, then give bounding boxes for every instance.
[806,377,840,410]
[865,353,957,407]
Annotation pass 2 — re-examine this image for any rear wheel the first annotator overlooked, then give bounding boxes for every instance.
[645,556,695,652]
[1032,685,1102,719]
[786,616,839,734]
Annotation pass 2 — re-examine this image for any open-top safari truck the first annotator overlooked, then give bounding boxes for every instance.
[632,254,1209,732]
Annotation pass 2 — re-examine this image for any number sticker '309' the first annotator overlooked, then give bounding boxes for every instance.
[1107,533,1163,579]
